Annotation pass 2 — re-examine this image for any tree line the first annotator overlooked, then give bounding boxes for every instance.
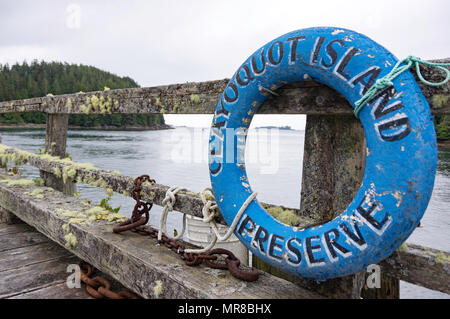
[435,115,449,141]
[0,61,165,127]
[0,60,447,138]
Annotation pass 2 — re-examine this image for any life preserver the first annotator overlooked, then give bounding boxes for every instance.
[208,27,437,279]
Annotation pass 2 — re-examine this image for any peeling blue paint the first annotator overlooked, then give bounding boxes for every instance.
[208,27,437,279]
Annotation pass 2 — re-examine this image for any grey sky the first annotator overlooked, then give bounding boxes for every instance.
[1,0,449,128]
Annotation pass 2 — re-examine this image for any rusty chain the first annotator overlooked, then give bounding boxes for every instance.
[113,175,154,233]
[78,261,141,299]
[113,175,259,282]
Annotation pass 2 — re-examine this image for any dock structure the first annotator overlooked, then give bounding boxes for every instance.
[0,59,448,299]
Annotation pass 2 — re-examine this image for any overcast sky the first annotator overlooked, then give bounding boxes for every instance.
[1,0,449,128]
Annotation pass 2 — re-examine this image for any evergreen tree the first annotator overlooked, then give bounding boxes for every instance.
[0,61,165,128]
[435,115,450,140]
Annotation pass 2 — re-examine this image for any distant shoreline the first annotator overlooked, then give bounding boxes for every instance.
[0,124,448,148]
[438,140,450,149]
[0,123,174,131]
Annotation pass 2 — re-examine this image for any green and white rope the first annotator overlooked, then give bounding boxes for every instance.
[354,56,450,118]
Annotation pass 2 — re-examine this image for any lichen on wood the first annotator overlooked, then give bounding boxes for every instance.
[0,143,303,224]
[0,60,448,115]
[0,178,323,299]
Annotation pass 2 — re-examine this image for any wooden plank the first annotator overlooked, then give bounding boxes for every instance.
[297,115,366,298]
[0,206,22,224]
[0,180,323,299]
[251,116,368,298]
[252,255,367,299]
[8,282,93,299]
[0,242,71,272]
[0,255,78,298]
[297,114,400,299]
[299,115,365,223]
[0,174,447,296]
[361,274,400,299]
[45,114,68,157]
[379,244,450,295]
[0,59,448,115]
[0,231,49,252]
[0,216,126,299]
[0,223,33,236]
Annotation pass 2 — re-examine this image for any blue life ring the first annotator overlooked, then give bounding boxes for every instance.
[208,27,437,279]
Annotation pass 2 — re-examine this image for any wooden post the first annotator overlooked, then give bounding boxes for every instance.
[252,109,399,298]
[361,274,400,299]
[40,114,75,195]
[299,115,365,222]
[0,207,21,224]
[299,114,399,299]
[251,113,371,298]
[294,114,366,298]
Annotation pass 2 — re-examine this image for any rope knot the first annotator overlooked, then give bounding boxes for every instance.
[407,55,422,63]
[162,190,176,211]
[158,186,186,242]
[374,78,393,89]
[354,55,450,117]
[183,191,258,255]
[200,188,218,223]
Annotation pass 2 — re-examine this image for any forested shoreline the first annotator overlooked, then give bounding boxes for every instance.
[0,61,166,129]
[435,116,449,141]
[0,61,447,138]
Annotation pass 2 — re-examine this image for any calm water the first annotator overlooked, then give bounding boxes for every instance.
[1,127,449,299]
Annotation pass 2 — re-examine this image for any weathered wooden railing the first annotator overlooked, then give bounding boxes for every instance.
[0,59,449,299]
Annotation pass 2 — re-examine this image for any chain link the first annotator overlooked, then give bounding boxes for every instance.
[78,261,140,299]
[113,175,154,233]
[113,175,259,282]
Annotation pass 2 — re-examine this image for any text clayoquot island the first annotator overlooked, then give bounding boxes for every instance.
[208,27,437,279]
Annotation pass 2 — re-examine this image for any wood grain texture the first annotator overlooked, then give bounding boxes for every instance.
[0,242,71,272]
[292,115,366,298]
[0,220,138,299]
[299,115,365,222]
[0,223,33,236]
[0,56,447,299]
[40,113,76,195]
[8,282,93,299]
[1,146,311,226]
[0,255,79,298]
[0,177,447,297]
[0,180,323,299]
[379,244,450,295]
[0,231,48,252]
[0,206,21,224]
[297,114,400,299]
[361,274,400,299]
